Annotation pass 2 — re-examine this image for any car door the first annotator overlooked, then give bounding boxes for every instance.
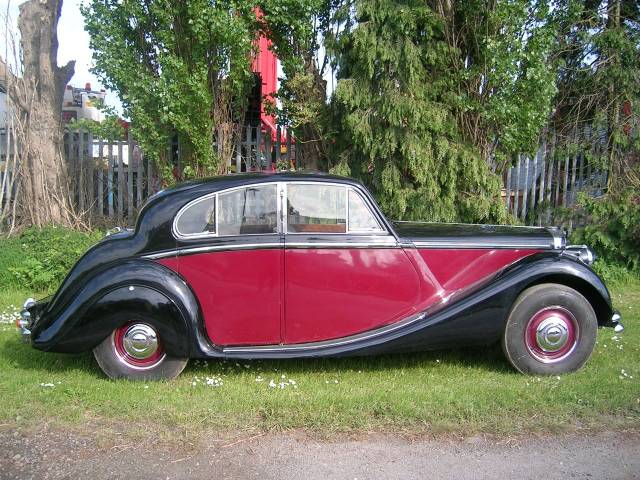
[166,183,283,346]
[283,182,422,344]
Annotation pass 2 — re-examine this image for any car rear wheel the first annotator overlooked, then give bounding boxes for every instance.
[93,321,188,380]
[502,283,597,375]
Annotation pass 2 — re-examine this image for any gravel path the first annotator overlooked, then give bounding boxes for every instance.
[1,427,638,479]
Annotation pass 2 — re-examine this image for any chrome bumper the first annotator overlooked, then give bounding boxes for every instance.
[16,298,35,343]
[611,311,624,333]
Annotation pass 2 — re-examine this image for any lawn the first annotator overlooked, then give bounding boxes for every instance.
[0,280,638,439]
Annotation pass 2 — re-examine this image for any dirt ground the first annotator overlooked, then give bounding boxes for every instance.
[0,427,638,479]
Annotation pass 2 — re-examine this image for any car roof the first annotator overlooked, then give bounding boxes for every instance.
[143,171,367,212]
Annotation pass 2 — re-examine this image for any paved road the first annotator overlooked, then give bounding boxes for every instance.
[1,428,638,479]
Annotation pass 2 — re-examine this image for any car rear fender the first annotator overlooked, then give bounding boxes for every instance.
[30,259,202,357]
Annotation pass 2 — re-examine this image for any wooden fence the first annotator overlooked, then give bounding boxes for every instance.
[503,143,608,226]
[2,124,609,227]
[64,125,297,221]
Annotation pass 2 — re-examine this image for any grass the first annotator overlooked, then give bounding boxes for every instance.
[0,280,638,440]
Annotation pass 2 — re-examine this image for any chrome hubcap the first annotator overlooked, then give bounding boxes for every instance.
[525,306,579,364]
[535,317,569,352]
[122,324,159,360]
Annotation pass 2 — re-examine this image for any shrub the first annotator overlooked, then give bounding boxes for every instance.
[2,227,102,293]
[572,189,640,275]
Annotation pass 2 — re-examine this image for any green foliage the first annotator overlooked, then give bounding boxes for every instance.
[83,0,260,179]
[332,0,507,223]
[68,101,125,141]
[571,190,640,273]
[2,227,102,293]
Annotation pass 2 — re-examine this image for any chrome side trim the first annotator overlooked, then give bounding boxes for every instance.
[143,240,399,259]
[412,240,555,249]
[222,311,428,354]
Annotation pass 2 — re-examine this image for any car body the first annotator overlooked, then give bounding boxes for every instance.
[18,172,623,379]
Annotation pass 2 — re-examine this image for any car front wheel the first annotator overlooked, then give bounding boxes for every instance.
[93,321,188,380]
[502,283,597,375]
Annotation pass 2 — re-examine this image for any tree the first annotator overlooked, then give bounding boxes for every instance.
[83,0,260,180]
[1,0,76,228]
[259,0,344,170]
[332,0,525,222]
[552,0,640,190]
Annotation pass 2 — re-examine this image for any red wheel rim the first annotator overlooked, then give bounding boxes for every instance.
[112,322,166,370]
[524,306,579,363]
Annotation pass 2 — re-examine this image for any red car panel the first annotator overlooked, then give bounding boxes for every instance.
[409,248,541,310]
[158,249,282,346]
[283,248,421,344]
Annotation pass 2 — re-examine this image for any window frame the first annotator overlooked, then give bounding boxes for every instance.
[172,180,389,241]
[283,181,387,236]
[173,183,281,240]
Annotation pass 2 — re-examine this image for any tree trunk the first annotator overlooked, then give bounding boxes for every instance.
[8,0,75,227]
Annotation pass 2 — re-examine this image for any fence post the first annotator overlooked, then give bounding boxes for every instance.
[513,155,521,218]
[537,143,546,226]
[108,142,114,217]
[235,132,242,173]
[87,132,95,216]
[522,156,529,221]
[97,138,104,216]
[146,155,153,198]
[505,165,512,215]
[256,126,262,171]
[530,152,538,219]
[137,146,143,208]
[78,130,85,213]
[127,131,134,220]
[118,140,124,217]
[275,126,281,166]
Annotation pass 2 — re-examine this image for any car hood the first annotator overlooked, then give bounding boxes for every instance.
[391,221,564,250]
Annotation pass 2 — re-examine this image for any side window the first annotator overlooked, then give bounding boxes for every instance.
[218,185,278,236]
[175,195,216,237]
[348,189,384,233]
[287,184,346,233]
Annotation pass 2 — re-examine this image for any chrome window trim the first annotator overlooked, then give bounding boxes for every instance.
[173,192,218,240]
[173,183,279,240]
[284,181,389,236]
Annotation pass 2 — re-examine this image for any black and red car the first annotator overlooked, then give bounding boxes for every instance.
[18,172,623,380]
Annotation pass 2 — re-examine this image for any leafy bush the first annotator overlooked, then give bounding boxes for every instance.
[1,227,102,293]
[571,189,640,275]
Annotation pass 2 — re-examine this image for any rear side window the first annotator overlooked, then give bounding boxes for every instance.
[287,184,347,233]
[218,185,278,236]
[174,195,216,237]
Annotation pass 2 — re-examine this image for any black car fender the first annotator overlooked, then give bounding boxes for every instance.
[30,259,203,357]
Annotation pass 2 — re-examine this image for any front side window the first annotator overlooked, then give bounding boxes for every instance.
[174,195,216,237]
[348,189,384,232]
[218,185,278,236]
[287,184,347,233]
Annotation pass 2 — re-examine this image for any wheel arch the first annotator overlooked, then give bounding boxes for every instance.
[523,273,612,326]
[31,259,203,357]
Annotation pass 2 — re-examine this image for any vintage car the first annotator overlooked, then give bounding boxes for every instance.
[18,172,623,380]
